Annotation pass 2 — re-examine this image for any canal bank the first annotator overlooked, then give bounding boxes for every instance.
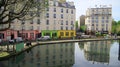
[0,38,120,60]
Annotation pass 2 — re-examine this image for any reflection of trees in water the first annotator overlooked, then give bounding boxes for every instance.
[84,41,111,64]
[78,42,85,50]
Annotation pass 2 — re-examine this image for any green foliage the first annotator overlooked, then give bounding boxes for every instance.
[75,21,78,29]
[80,25,86,32]
[111,20,120,34]
[117,31,120,35]
[96,32,101,36]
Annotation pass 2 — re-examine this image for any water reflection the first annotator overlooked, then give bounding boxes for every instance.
[79,41,111,64]
[0,43,75,67]
[119,40,120,61]
[0,41,120,67]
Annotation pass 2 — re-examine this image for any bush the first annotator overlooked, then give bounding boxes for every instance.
[117,31,120,36]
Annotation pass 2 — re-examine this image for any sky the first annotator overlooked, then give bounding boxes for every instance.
[66,0,120,21]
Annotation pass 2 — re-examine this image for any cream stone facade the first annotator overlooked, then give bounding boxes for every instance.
[11,0,76,32]
[85,5,112,34]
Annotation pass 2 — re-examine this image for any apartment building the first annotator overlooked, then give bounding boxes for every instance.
[79,15,85,26]
[7,0,76,39]
[11,0,75,31]
[85,5,112,34]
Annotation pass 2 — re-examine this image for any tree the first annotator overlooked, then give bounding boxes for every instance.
[80,25,86,32]
[75,21,78,30]
[0,0,48,31]
[112,20,117,33]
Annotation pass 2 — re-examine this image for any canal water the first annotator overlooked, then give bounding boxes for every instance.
[0,40,120,67]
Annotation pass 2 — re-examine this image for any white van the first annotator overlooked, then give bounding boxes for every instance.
[37,36,51,41]
[15,37,23,42]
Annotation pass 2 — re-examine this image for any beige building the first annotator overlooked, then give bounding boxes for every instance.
[11,0,76,31]
[79,15,85,26]
[85,5,112,34]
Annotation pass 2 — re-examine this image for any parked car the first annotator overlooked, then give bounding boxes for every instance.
[37,36,51,41]
[9,39,15,44]
[15,37,23,42]
[81,35,91,38]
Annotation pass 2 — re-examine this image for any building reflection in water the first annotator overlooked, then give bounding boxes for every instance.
[83,41,111,64]
[0,43,75,67]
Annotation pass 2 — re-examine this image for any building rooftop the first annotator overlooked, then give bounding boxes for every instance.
[58,2,75,9]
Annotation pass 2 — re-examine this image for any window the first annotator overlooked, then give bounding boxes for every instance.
[96,16,98,19]
[30,33,34,39]
[30,20,33,24]
[30,26,33,30]
[66,27,68,30]
[53,2,56,6]
[52,33,57,37]
[61,26,63,30]
[46,13,49,18]
[46,20,49,25]
[96,20,98,23]
[53,14,56,18]
[22,21,25,25]
[92,17,94,19]
[61,14,63,19]
[106,24,108,30]
[66,9,68,13]
[37,19,40,24]
[61,8,63,13]
[102,16,104,19]
[37,12,40,17]
[66,21,68,25]
[102,28,104,31]
[60,32,64,36]
[71,27,73,30]
[46,7,49,11]
[54,8,56,12]
[30,12,33,16]
[61,20,63,25]
[71,32,74,36]
[106,20,108,23]
[71,10,73,14]
[96,28,98,30]
[96,24,98,26]
[45,33,50,36]
[66,32,69,36]
[102,20,104,23]
[92,20,94,23]
[107,16,109,19]
[71,21,73,25]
